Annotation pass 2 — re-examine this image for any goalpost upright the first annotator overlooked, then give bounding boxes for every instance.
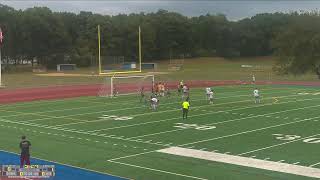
[97,25,142,75]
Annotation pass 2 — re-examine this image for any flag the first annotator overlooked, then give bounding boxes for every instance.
[0,28,3,45]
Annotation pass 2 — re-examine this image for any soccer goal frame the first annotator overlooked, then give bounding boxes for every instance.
[111,75,154,97]
[97,25,142,75]
[98,74,155,97]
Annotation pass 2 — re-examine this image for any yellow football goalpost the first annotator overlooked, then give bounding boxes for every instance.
[97,25,142,75]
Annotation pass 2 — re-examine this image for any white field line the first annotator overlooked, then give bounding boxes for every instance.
[178,116,320,147]
[310,162,320,167]
[128,104,320,139]
[18,89,303,125]
[0,85,274,109]
[0,149,130,180]
[87,96,320,132]
[157,147,320,178]
[2,101,319,148]
[107,150,156,161]
[38,91,273,126]
[0,85,312,113]
[0,90,254,118]
[0,108,91,123]
[108,160,208,180]
[0,117,167,147]
[61,86,302,106]
[238,133,320,155]
[105,115,320,162]
[1,87,298,120]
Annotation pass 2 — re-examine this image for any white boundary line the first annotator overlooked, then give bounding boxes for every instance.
[108,160,208,180]
[310,162,320,167]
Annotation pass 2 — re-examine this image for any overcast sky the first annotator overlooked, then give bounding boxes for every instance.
[1,1,319,21]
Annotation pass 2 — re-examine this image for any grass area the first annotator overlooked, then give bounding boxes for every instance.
[1,56,320,89]
[0,85,320,179]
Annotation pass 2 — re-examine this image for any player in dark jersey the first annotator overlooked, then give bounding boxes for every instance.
[139,87,145,103]
[20,135,31,168]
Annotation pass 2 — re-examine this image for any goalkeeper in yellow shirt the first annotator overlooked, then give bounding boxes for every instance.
[182,98,190,120]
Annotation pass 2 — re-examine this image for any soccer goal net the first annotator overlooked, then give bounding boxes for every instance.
[98,74,155,97]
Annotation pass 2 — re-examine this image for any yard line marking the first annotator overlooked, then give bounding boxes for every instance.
[55,118,115,126]
[89,96,320,132]
[108,160,208,180]
[0,117,168,147]
[158,147,320,178]
[310,162,320,167]
[179,116,320,147]
[128,104,320,139]
[238,133,320,156]
[107,150,155,161]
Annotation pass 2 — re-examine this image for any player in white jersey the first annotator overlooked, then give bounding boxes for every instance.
[182,84,189,100]
[205,87,211,100]
[150,97,159,110]
[209,90,214,104]
[253,88,260,103]
[252,74,256,84]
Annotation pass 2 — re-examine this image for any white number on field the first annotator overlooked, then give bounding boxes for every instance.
[99,115,133,121]
[174,123,216,130]
[273,134,320,144]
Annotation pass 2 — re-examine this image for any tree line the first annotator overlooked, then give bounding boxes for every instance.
[0,3,320,75]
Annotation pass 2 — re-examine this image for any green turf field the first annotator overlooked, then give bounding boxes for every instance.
[0,85,320,179]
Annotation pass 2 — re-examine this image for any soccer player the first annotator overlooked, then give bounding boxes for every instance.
[150,96,159,111]
[20,135,31,168]
[178,80,184,95]
[253,88,260,104]
[209,90,214,104]
[252,74,256,84]
[182,98,190,120]
[139,87,145,103]
[165,86,171,98]
[182,84,189,100]
[205,87,211,100]
[113,86,119,97]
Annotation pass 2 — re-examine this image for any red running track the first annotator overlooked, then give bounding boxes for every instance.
[0,80,320,104]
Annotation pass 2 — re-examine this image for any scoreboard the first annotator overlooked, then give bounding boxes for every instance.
[1,165,55,178]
